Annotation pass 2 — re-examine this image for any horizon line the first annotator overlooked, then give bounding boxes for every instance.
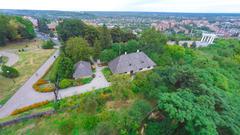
[1,8,240,14]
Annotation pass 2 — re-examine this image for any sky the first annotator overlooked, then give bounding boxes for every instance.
[0,0,240,13]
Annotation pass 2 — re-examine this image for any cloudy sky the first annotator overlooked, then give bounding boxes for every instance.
[0,0,239,13]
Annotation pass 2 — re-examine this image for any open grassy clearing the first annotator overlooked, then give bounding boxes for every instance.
[0,40,41,51]
[0,40,55,104]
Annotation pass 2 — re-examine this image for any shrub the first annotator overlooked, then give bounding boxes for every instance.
[100,49,118,63]
[11,101,49,115]
[80,77,93,84]
[1,65,19,78]
[42,40,55,49]
[59,79,72,89]
[33,79,55,92]
[102,68,112,81]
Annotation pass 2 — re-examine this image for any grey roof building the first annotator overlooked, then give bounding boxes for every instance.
[73,61,93,79]
[108,51,156,74]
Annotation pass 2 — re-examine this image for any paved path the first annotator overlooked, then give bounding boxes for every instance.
[0,49,110,118]
[0,51,19,66]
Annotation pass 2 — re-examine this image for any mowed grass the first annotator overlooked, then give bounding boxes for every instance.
[0,40,55,104]
[0,40,41,51]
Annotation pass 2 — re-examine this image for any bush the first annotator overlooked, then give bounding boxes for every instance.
[33,79,55,92]
[1,65,19,78]
[102,68,112,82]
[11,101,49,115]
[59,79,72,89]
[42,40,55,49]
[100,49,118,63]
[80,77,93,84]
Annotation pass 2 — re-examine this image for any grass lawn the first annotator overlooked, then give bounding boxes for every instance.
[0,40,55,104]
[0,40,41,51]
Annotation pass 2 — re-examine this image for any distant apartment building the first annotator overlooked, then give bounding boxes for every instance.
[151,20,176,31]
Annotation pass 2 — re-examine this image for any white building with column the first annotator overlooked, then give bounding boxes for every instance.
[200,33,216,44]
[195,33,217,47]
[167,33,217,48]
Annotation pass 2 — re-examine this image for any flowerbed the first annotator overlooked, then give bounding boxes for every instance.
[11,101,49,115]
[33,79,55,92]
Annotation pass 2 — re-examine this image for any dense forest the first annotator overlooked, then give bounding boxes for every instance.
[0,15,35,46]
[1,18,240,135]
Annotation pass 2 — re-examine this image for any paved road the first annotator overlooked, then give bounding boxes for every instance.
[0,49,110,118]
[0,51,19,66]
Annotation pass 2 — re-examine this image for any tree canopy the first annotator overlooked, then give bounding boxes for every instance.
[0,15,35,46]
[65,37,93,62]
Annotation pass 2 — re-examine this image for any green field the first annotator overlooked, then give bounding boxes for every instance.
[0,40,55,104]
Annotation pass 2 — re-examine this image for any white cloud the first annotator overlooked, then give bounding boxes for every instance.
[0,0,239,13]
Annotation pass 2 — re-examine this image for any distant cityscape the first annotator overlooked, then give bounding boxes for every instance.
[1,9,240,39]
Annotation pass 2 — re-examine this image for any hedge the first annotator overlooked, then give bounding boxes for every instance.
[59,79,72,89]
[11,101,49,115]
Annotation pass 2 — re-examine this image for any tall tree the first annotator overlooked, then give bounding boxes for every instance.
[15,16,35,39]
[65,37,93,62]
[93,40,102,58]
[99,24,112,49]
[38,18,50,34]
[110,26,123,43]
[57,19,86,42]
[0,15,35,46]
[140,28,167,52]
[84,25,100,46]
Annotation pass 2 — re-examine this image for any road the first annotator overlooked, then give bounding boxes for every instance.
[0,51,19,66]
[0,49,110,118]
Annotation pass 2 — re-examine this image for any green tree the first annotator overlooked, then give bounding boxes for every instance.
[99,24,112,49]
[110,75,133,100]
[42,40,55,49]
[1,65,19,78]
[158,90,219,135]
[56,56,74,81]
[15,16,35,39]
[140,28,167,53]
[84,25,100,46]
[65,37,93,62]
[93,40,102,58]
[0,15,9,45]
[57,19,86,42]
[0,15,35,45]
[110,26,123,43]
[38,18,50,34]
[99,49,118,63]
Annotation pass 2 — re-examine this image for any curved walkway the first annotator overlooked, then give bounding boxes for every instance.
[0,49,110,118]
[0,51,19,66]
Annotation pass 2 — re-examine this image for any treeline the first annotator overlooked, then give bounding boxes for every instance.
[0,15,35,46]
[57,19,136,50]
